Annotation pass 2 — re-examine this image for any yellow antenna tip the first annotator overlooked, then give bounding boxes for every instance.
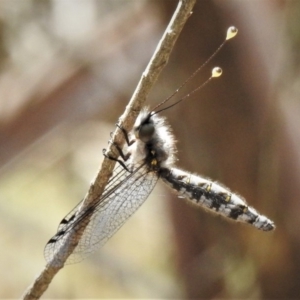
[212,67,222,78]
[226,26,238,40]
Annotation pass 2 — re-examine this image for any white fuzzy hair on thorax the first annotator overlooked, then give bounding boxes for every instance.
[128,108,177,168]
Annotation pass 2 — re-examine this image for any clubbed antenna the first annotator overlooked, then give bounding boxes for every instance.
[153,67,222,115]
[152,26,238,113]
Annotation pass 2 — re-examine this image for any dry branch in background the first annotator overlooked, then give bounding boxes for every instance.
[22,0,196,299]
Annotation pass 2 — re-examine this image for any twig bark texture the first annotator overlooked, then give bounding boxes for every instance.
[22,0,196,299]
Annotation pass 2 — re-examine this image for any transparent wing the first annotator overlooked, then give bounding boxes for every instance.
[44,163,158,264]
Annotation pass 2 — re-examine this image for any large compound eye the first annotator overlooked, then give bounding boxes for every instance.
[138,123,155,142]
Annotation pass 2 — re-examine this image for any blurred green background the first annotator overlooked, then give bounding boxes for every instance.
[1,0,299,299]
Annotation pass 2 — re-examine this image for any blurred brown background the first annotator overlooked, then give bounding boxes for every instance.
[1,0,299,299]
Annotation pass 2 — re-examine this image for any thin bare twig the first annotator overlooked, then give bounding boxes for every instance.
[22,0,196,299]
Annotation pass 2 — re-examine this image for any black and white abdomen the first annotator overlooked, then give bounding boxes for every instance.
[160,167,275,231]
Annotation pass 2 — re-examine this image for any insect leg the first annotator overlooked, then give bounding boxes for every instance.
[102,149,132,173]
[116,123,135,146]
[103,123,137,172]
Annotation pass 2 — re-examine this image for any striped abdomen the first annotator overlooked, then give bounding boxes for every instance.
[160,167,275,231]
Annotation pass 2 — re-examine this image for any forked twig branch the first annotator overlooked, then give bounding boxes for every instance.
[22,0,196,299]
